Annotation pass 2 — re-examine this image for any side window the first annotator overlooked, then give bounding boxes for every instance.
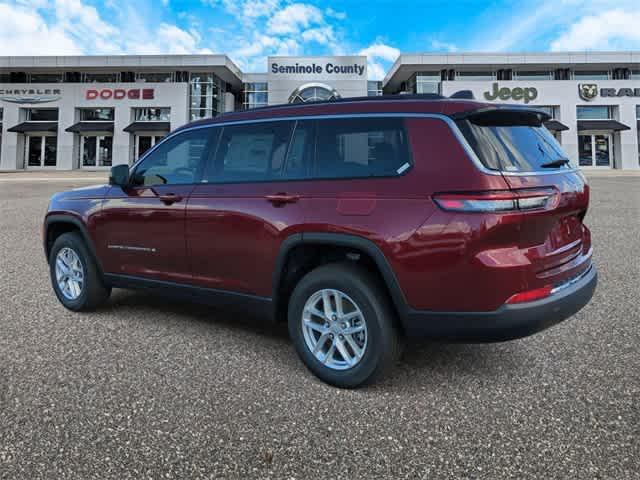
[282,121,314,180]
[209,121,294,183]
[132,128,216,186]
[315,117,411,179]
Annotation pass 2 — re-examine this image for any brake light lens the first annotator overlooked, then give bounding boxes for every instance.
[506,284,553,304]
[433,188,558,213]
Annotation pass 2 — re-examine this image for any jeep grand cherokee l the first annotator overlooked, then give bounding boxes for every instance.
[44,95,597,388]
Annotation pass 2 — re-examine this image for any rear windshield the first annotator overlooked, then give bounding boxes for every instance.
[456,119,570,172]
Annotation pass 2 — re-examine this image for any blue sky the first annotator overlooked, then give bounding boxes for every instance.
[2,0,640,78]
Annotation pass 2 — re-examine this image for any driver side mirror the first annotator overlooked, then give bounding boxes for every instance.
[109,164,130,187]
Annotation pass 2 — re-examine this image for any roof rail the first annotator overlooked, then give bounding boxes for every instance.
[223,93,446,115]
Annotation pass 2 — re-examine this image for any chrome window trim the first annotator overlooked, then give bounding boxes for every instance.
[130,112,578,177]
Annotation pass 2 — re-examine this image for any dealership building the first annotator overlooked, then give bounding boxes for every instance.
[1,51,640,171]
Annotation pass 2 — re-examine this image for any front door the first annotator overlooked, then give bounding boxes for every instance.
[96,127,217,283]
[579,133,612,168]
[81,135,113,168]
[26,135,57,168]
[187,120,309,297]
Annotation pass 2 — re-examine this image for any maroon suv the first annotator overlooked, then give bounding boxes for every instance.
[44,95,597,387]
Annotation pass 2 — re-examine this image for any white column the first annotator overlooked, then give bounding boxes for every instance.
[0,104,20,170]
[56,102,76,170]
[618,104,639,170]
[559,103,579,168]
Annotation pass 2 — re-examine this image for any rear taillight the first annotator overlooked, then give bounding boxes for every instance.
[433,188,558,213]
[506,284,553,304]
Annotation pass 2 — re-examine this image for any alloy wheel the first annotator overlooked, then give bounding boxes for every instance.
[301,289,368,370]
[55,247,85,300]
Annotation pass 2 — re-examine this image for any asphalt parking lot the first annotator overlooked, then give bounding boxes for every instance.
[0,174,638,479]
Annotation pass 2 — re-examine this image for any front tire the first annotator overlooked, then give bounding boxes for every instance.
[288,263,401,388]
[49,232,111,311]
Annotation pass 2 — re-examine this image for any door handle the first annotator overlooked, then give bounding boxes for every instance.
[265,193,301,206]
[158,193,183,205]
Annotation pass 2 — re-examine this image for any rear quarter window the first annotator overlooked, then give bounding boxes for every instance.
[456,119,570,172]
[315,117,411,179]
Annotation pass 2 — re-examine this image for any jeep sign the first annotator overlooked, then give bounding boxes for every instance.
[483,83,538,103]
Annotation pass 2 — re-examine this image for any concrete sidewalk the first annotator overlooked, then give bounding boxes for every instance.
[0,171,108,182]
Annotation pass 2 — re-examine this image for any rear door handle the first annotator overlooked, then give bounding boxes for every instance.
[158,193,183,205]
[265,193,301,206]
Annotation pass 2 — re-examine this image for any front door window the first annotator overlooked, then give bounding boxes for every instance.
[578,134,612,168]
[27,135,57,167]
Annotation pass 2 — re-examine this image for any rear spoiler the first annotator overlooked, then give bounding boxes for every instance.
[451,106,551,127]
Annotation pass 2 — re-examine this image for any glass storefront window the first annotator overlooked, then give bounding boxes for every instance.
[367,81,382,96]
[83,72,120,83]
[515,70,553,80]
[243,82,269,109]
[190,72,225,120]
[537,106,558,118]
[27,136,57,167]
[26,108,58,121]
[289,84,340,103]
[407,72,440,95]
[455,71,496,81]
[135,72,174,83]
[574,70,610,80]
[81,135,112,167]
[577,106,612,120]
[134,107,171,121]
[80,108,114,121]
[29,73,63,83]
[27,136,43,167]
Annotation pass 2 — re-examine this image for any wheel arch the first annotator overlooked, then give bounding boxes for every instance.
[44,214,104,276]
[272,232,409,326]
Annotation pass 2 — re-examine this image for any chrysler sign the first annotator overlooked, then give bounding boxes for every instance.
[0,88,62,104]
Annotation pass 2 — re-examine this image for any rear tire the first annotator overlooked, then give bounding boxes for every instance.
[288,263,401,388]
[49,232,111,311]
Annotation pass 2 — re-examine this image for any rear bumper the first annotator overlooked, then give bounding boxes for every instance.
[403,265,597,342]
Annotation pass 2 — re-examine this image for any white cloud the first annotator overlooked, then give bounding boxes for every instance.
[301,26,335,45]
[430,40,458,52]
[550,9,640,50]
[359,43,400,62]
[54,0,118,37]
[0,3,82,55]
[325,7,346,20]
[358,42,400,80]
[243,0,279,19]
[267,3,323,35]
[0,0,217,56]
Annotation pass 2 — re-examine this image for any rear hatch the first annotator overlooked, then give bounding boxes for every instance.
[454,107,592,290]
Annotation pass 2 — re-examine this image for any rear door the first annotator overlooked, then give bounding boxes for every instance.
[456,110,591,286]
[186,120,312,297]
[96,127,217,282]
